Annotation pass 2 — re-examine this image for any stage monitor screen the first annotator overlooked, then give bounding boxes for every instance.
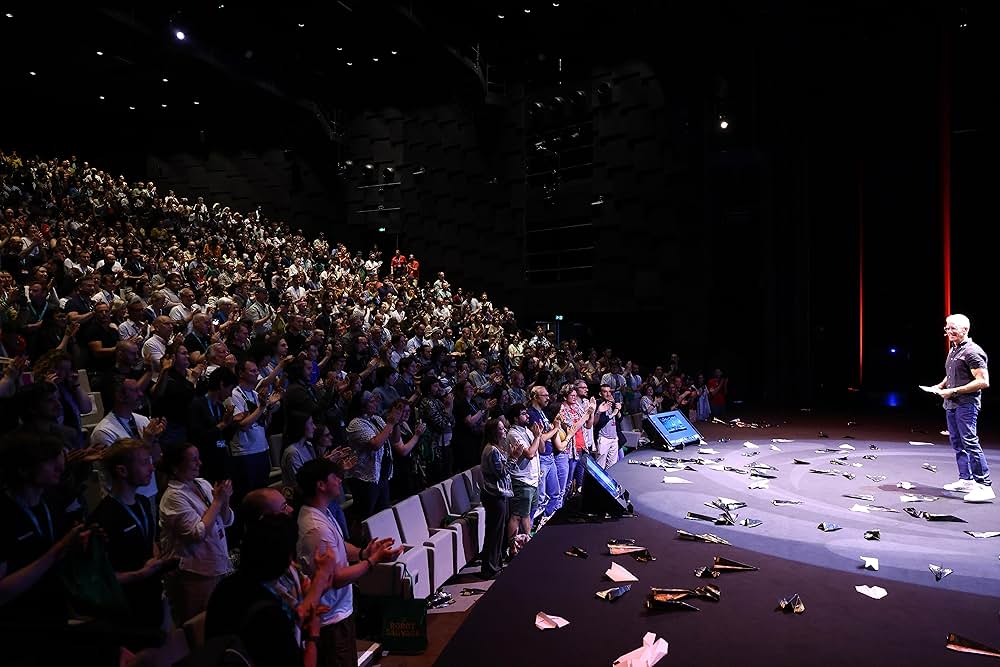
[645,410,703,449]
[583,455,624,499]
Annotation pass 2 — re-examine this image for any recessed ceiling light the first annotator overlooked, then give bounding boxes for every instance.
[129,105,136,110]
[99,95,105,100]
[162,77,169,82]
[5,13,13,18]
[297,23,305,28]
[96,50,104,56]
[552,2,560,6]
[161,103,168,108]
[391,50,398,55]
[193,100,200,105]
[524,8,531,14]
[497,14,504,19]
[29,71,36,76]
[336,47,343,51]
[175,30,186,41]
[372,57,379,62]
[346,61,353,66]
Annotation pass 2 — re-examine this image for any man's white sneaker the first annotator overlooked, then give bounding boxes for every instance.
[963,483,996,503]
[943,479,976,492]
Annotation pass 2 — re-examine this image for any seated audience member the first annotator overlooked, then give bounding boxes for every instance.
[89,438,174,644]
[158,441,235,625]
[296,459,401,667]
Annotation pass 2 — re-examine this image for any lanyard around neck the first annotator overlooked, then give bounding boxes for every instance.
[112,495,150,540]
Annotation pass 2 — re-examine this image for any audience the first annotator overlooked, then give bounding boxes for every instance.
[0,150,727,664]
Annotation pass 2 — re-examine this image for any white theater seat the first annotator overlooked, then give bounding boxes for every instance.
[448,473,485,554]
[422,484,476,565]
[393,495,458,590]
[361,508,433,600]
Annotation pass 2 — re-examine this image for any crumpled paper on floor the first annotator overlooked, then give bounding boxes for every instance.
[535,612,570,630]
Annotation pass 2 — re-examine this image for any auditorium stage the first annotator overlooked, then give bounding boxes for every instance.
[435,411,1000,667]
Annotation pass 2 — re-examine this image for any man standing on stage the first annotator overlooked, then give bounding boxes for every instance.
[929,314,993,502]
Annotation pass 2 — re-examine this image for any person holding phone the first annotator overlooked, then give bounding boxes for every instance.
[593,384,625,469]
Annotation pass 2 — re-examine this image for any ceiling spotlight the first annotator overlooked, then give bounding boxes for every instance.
[162,77,169,82]
[346,61,353,66]
[96,50,104,56]
[719,119,729,129]
[161,103,168,108]
[193,100,200,105]
[372,56,379,62]
[553,2,560,5]
[29,71,36,76]
[218,3,224,8]
[382,167,395,181]
[497,13,504,19]
[129,105,136,110]
[175,30,186,41]
[336,46,343,51]
[391,50,398,55]
[5,12,13,18]
[298,23,305,28]
[524,8,531,14]
[99,95,105,100]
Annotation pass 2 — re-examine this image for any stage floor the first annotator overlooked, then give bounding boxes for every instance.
[436,412,1000,667]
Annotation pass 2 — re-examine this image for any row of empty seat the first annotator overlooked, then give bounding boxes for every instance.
[360,466,485,599]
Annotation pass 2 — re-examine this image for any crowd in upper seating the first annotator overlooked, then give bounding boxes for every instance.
[0,149,729,666]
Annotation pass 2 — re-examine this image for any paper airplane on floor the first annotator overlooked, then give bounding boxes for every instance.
[743,442,759,449]
[844,493,875,501]
[850,504,871,513]
[613,632,670,667]
[776,593,805,614]
[922,463,937,473]
[596,584,632,602]
[899,494,938,503]
[713,556,758,572]
[866,474,887,482]
[860,556,879,571]
[904,508,967,522]
[772,438,794,443]
[928,564,953,581]
[661,476,693,484]
[964,531,1000,539]
[945,633,1000,658]
[609,544,649,556]
[817,522,842,532]
[708,497,746,512]
[839,443,856,450]
[677,530,730,545]
[748,479,770,490]
[772,499,803,506]
[770,444,782,451]
[606,561,639,582]
[864,530,881,541]
[896,481,916,489]
[855,585,888,600]
[908,441,935,446]
[535,612,570,630]
[699,448,720,455]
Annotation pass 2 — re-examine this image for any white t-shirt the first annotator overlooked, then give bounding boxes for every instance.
[226,386,269,456]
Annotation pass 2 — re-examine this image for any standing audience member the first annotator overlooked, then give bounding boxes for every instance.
[90,439,174,642]
[479,418,518,580]
[158,442,235,625]
[296,459,401,667]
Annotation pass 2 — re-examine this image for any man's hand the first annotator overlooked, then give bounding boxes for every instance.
[142,417,166,441]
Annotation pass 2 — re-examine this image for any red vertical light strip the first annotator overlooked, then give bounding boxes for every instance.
[858,160,864,387]
[941,26,952,318]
